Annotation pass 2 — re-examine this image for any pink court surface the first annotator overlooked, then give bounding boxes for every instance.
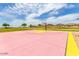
[0,31,68,56]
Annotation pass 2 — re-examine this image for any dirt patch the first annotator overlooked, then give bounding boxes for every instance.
[72,32,79,48]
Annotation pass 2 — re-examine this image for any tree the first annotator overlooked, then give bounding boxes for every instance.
[21,23,27,28]
[2,23,10,28]
[38,24,41,26]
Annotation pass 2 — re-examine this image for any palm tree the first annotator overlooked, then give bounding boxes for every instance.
[21,23,27,28]
[2,23,10,28]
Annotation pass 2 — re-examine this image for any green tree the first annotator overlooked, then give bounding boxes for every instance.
[2,23,10,28]
[21,23,27,28]
[38,24,41,26]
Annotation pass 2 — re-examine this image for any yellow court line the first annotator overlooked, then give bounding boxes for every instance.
[66,32,79,56]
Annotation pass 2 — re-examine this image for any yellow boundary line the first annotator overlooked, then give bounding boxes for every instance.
[66,32,79,56]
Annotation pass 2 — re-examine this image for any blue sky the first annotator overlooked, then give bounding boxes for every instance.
[0,3,79,27]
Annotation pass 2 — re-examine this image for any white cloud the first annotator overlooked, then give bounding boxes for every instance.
[25,13,42,26]
[8,13,79,27]
[36,3,67,15]
[46,13,79,24]
[7,3,67,26]
[0,3,79,27]
[10,19,24,27]
[65,4,75,9]
[0,12,16,19]
[8,13,42,27]
[57,13,79,20]
[6,3,67,16]
[45,17,57,24]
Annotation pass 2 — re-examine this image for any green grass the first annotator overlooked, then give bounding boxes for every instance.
[0,26,79,32]
[0,27,30,32]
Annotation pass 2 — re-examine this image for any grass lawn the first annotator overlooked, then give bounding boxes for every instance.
[0,26,79,32]
[0,27,30,32]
